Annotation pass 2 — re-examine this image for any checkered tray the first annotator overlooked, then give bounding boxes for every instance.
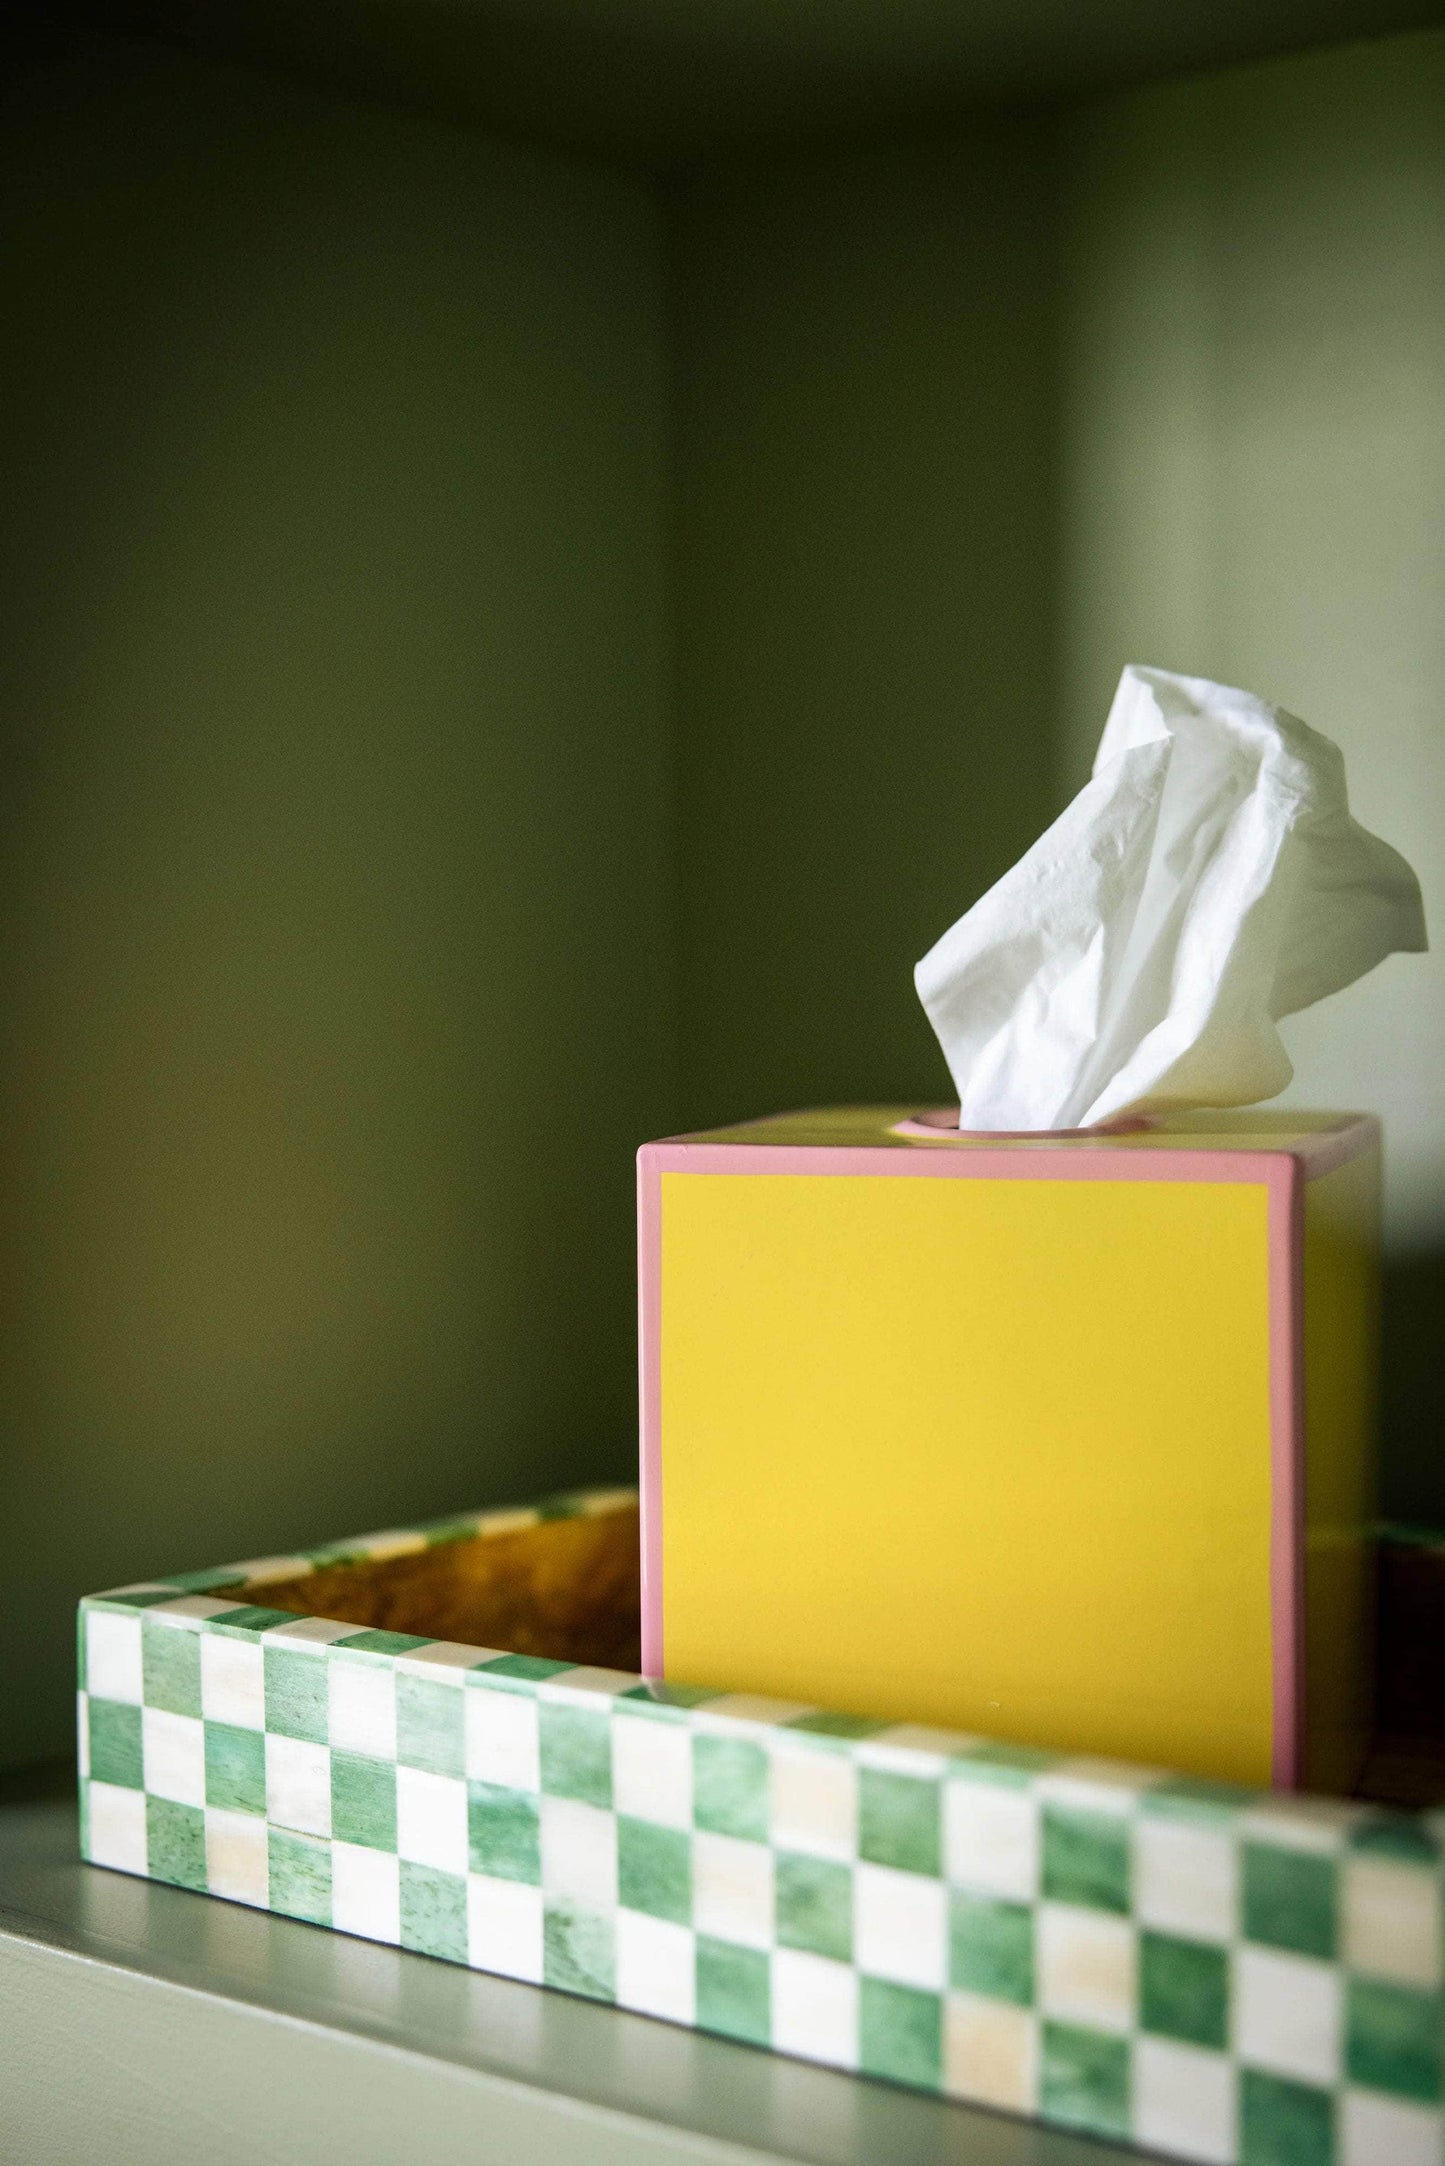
[77,1488,1444,2166]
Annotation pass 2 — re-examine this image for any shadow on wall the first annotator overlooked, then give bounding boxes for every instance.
[0,29,672,1771]
[1382,1253,1445,1529]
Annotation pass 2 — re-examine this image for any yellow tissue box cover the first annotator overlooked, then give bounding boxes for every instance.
[639,1107,1379,1793]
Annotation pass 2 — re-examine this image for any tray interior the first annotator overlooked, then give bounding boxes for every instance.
[1368,1532,1445,1807]
[254,1503,642,1673]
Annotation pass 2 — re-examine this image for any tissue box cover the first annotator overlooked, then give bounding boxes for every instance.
[639,1107,1381,1794]
[77,1488,1444,2166]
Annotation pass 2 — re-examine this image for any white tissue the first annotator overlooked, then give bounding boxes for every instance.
[915,665,1428,1132]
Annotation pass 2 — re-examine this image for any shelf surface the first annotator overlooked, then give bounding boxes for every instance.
[24,0,1445,163]
[1,1760,1135,2166]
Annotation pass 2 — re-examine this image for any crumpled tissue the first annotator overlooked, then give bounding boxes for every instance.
[915,664,1427,1131]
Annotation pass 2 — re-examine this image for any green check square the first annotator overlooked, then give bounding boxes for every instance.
[623,1682,717,1712]
[776,1852,853,1963]
[400,1860,468,1961]
[264,1646,329,1745]
[696,1936,770,2045]
[952,1741,1057,1786]
[210,1606,296,1633]
[337,1629,431,1656]
[270,1828,331,1924]
[1040,2021,1130,2140]
[789,1711,887,1742]
[950,1891,1034,2005]
[146,1795,208,1892]
[205,1721,267,1815]
[484,1654,571,1683]
[1139,1931,1228,2050]
[539,1702,612,1808]
[1144,1776,1253,1823]
[1042,1806,1130,1914]
[331,1751,397,1850]
[142,1618,201,1718]
[1348,1816,1440,1865]
[397,1673,465,1778]
[1242,1843,1336,1959]
[1240,2068,1334,2166]
[693,1734,768,1842]
[618,1816,691,1924]
[859,1768,941,1877]
[89,1699,143,1790]
[1346,1978,1442,2103]
[468,1781,540,1884]
[544,1900,615,2001]
[859,1978,942,2089]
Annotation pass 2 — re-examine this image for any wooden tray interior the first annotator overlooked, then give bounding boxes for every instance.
[253,1504,642,1674]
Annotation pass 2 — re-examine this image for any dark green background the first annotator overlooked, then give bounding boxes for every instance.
[2,18,1441,1766]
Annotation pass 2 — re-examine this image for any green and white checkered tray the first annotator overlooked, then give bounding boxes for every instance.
[78,1488,1444,2166]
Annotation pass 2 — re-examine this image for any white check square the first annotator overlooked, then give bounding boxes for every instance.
[1135,1816,1235,1945]
[1037,1903,1135,2032]
[693,1831,773,1950]
[465,1686,539,1791]
[205,1807,269,1906]
[855,1862,947,1990]
[944,1778,1039,1901]
[616,1910,696,2023]
[200,1634,265,1731]
[328,1653,397,1759]
[771,1949,858,2070]
[331,1841,400,1944]
[86,1781,148,1874]
[86,1611,143,1705]
[396,1766,469,1876]
[142,1707,205,1809]
[770,1744,856,1861]
[468,1874,544,1983]
[1134,2037,1234,2165]
[540,1796,617,1909]
[613,1712,691,1828]
[1236,1947,1340,2086]
[265,1733,332,1839]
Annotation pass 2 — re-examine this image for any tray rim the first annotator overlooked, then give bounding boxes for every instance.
[77,1485,1445,2166]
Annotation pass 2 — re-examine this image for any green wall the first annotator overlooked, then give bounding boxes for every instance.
[667,26,1445,1251]
[1059,26,1445,1517]
[4,20,1442,1768]
[669,127,1062,1131]
[669,29,1445,1525]
[1061,26,1445,1252]
[0,33,672,1766]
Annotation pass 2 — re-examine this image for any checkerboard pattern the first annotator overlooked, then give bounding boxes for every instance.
[79,1490,1444,2166]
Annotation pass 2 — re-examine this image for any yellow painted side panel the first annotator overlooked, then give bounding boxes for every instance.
[661,1170,1276,1784]
[1303,1147,1380,1795]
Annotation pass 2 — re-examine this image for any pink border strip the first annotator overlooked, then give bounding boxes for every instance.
[638,1148,664,1679]
[638,1116,1375,1787]
[1268,1156,1305,1788]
